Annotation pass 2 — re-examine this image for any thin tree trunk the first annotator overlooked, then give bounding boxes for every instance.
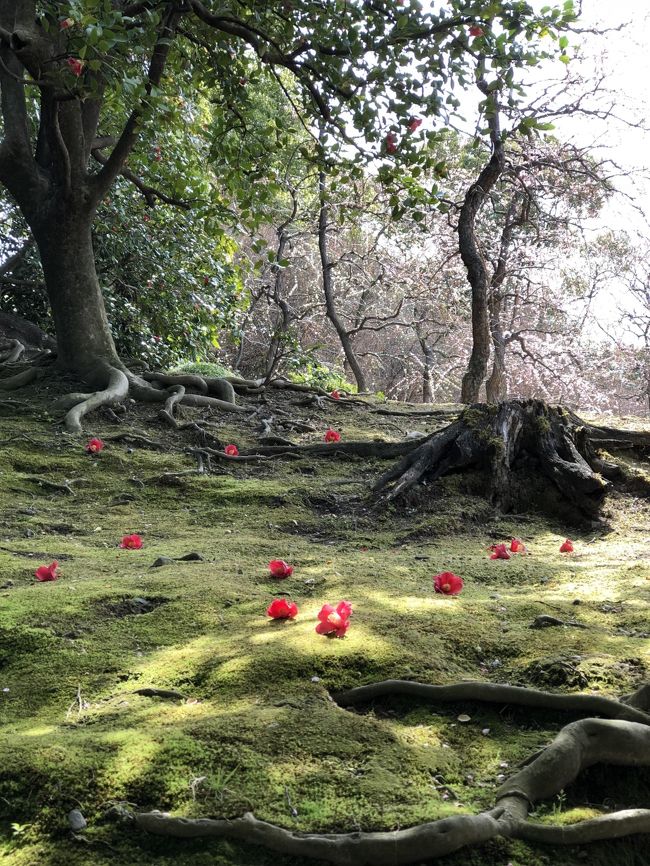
[459,83,505,404]
[486,193,523,403]
[318,168,368,393]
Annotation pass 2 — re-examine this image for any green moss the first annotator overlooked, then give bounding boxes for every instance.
[0,390,648,866]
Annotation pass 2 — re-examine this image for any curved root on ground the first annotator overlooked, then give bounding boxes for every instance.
[0,339,26,364]
[129,679,650,864]
[61,364,129,433]
[0,366,43,391]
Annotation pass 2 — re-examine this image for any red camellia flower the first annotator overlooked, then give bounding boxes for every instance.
[267,598,298,619]
[560,538,574,553]
[324,428,341,443]
[316,601,352,638]
[490,543,511,560]
[330,390,341,400]
[407,117,423,132]
[60,17,74,29]
[510,537,526,553]
[469,25,484,37]
[143,214,151,222]
[433,571,464,595]
[34,561,61,582]
[66,57,85,76]
[385,132,398,154]
[120,534,143,550]
[85,437,105,454]
[269,559,294,578]
[224,444,239,456]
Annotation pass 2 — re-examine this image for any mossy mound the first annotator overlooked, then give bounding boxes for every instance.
[0,387,648,865]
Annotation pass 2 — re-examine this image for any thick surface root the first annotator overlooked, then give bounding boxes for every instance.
[60,364,129,433]
[131,678,650,864]
[0,366,42,391]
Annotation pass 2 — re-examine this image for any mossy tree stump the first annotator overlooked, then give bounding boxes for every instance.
[374,399,648,519]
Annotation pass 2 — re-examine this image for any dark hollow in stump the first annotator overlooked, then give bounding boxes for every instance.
[373,399,645,519]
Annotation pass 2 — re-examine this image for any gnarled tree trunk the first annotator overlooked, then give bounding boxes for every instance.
[459,82,505,404]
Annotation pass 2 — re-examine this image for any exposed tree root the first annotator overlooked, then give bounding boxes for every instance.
[373,399,648,518]
[58,364,130,434]
[0,338,25,364]
[0,366,43,391]
[25,476,76,495]
[239,440,419,460]
[334,679,650,724]
[130,679,650,864]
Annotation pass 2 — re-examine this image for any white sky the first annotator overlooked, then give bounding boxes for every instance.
[558,1,650,228]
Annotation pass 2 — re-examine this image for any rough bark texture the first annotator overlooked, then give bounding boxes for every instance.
[372,399,648,519]
[459,85,505,404]
[318,167,368,393]
[33,217,122,374]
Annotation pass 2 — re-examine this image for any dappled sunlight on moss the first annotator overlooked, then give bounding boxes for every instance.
[0,399,648,866]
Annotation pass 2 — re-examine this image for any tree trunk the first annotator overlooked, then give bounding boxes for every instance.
[486,291,507,402]
[318,168,368,393]
[32,210,121,376]
[459,84,505,404]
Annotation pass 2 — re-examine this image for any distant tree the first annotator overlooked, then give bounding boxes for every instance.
[0,1,576,429]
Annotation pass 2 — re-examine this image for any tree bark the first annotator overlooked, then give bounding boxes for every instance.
[318,167,368,393]
[32,211,121,375]
[373,399,620,520]
[459,83,505,404]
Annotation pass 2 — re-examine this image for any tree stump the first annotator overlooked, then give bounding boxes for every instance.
[373,399,647,519]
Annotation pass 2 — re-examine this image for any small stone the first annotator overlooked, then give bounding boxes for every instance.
[496,774,506,782]
[150,556,174,568]
[481,728,490,736]
[68,809,87,831]
[573,599,581,605]
[177,552,204,561]
[311,676,321,683]
[457,714,471,723]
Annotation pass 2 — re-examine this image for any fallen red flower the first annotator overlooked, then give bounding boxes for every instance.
[85,437,105,454]
[510,537,526,553]
[316,601,352,637]
[560,538,574,553]
[267,598,298,619]
[490,543,510,560]
[469,25,484,37]
[120,534,143,549]
[34,561,61,582]
[224,444,239,456]
[324,428,341,443]
[330,390,341,400]
[433,571,464,595]
[407,117,423,132]
[269,559,294,578]
[67,57,85,76]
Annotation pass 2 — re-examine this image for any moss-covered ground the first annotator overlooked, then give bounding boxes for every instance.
[0,385,648,866]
